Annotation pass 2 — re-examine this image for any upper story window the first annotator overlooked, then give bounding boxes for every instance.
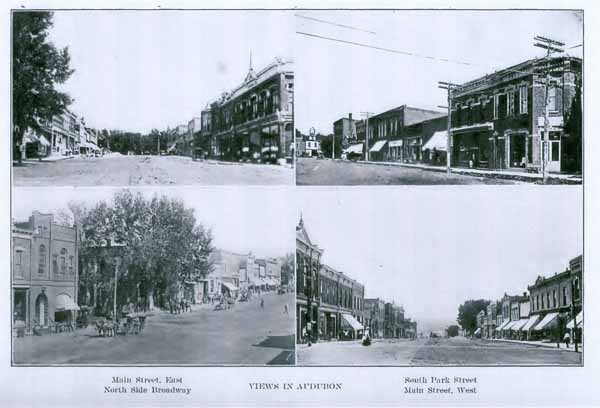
[493,94,500,119]
[519,85,528,114]
[53,254,58,276]
[563,286,567,305]
[60,248,67,275]
[69,255,74,275]
[14,249,24,278]
[547,87,557,112]
[507,91,515,116]
[38,244,46,275]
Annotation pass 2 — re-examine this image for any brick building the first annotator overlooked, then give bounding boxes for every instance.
[333,113,357,149]
[296,217,366,343]
[450,56,581,172]
[365,105,445,162]
[365,298,386,338]
[527,255,582,341]
[207,57,294,163]
[12,212,79,335]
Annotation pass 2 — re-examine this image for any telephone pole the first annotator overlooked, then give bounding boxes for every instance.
[360,111,374,161]
[534,35,564,184]
[438,82,459,175]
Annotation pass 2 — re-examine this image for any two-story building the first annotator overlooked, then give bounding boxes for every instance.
[450,56,581,172]
[365,298,386,338]
[12,212,79,335]
[333,113,357,150]
[209,57,294,163]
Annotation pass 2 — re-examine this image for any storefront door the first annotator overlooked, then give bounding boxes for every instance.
[548,140,561,172]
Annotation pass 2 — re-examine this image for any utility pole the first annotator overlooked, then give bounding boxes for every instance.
[534,36,564,184]
[360,112,374,161]
[438,82,459,176]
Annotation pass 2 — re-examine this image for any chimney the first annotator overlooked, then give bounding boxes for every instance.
[349,113,352,121]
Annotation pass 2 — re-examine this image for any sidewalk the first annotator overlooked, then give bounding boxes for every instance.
[14,155,74,165]
[490,338,583,353]
[348,159,582,184]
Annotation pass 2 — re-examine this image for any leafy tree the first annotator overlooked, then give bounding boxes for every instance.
[457,299,490,335]
[562,73,582,174]
[446,325,460,337]
[79,190,213,315]
[280,253,294,287]
[320,134,342,159]
[12,12,74,163]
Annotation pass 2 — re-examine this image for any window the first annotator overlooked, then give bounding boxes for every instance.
[546,292,550,309]
[563,287,567,305]
[493,94,500,119]
[53,254,58,276]
[210,279,214,293]
[547,87,556,111]
[541,295,544,310]
[38,245,46,275]
[14,249,23,278]
[551,142,560,161]
[519,85,528,114]
[60,248,67,275]
[69,255,74,275]
[507,91,515,116]
[553,290,557,308]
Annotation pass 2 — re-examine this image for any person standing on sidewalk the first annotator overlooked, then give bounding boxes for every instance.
[260,298,264,309]
[564,332,571,348]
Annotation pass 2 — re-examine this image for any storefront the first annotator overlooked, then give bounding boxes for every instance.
[422,131,447,165]
[388,140,403,162]
[369,140,387,161]
[531,312,558,340]
[340,313,364,340]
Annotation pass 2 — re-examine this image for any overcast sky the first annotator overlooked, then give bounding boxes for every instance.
[295,10,583,134]
[13,187,294,258]
[47,11,293,133]
[297,187,583,325]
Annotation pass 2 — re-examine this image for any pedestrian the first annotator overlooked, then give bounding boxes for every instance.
[260,298,264,309]
[283,304,289,315]
[564,331,571,348]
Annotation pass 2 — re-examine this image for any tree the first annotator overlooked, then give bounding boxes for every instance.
[13,12,74,163]
[319,134,342,159]
[562,73,582,174]
[79,190,213,315]
[457,299,490,335]
[446,325,460,337]
[280,253,294,287]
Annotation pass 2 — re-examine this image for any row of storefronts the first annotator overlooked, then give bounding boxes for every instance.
[474,255,583,344]
[18,110,102,160]
[334,56,582,174]
[171,57,294,164]
[296,217,417,343]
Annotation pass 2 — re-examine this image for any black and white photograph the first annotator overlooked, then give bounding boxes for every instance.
[12,10,294,186]
[296,188,583,366]
[295,10,582,185]
[11,188,295,365]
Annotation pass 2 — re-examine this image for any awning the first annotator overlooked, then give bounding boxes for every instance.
[23,133,40,144]
[566,311,583,329]
[341,314,364,331]
[422,131,448,151]
[55,294,80,311]
[369,140,387,153]
[221,282,239,292]
[521,315,541,331]
[511,319,530,331]
[344,143,363,154]
[389,140,403,147]
[39,135,51,147]
[495,319,511,331]
[167,143,177,152]
[474,328,481,335]
[532,312,558,331]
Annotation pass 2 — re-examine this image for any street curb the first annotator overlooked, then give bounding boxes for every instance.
[338,159,582,184]
[488,339,582,353]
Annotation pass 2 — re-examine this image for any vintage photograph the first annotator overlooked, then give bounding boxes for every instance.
[12,11,294,186]
[295,188,583,366]
[295,10,582,185]
[11,188,295,365]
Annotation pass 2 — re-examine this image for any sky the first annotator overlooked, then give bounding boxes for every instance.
[295,10,583,134]
[47,11,293,133]
[297,187,583,326]
[12,187,295,259]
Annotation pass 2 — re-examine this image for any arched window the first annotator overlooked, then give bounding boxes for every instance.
[60,248,67,275]
[38,245,46,275]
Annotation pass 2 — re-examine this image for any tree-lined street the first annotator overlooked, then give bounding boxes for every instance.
[297,337,582,366]
[13,154,294,186]
[14,292,295,365]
